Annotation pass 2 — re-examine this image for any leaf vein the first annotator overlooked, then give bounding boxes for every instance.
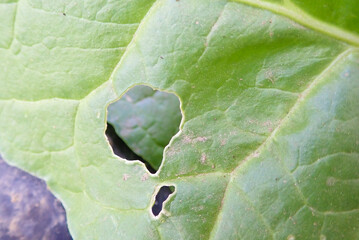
[232,0,359,46]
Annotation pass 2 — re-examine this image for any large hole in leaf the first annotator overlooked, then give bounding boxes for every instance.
[152,186,175,216]
[106,85,182,173]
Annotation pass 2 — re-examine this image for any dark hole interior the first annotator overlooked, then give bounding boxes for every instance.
[152,186,175,216]
[105,123,156,173]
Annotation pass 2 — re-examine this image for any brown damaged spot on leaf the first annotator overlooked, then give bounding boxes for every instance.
[326,177,336,186]
[183,135,192,144]
[220,139,227,146]
[265,69,276,83]
[253,151,260,158]
[262,120,274,132]
[200,153,207,164]
[182,133,209,145]
[166,145,180,157]
[141,173,149,181]
[195,136,208,142]
[123,174,130,181]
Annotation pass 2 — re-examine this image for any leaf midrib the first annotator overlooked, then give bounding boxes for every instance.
[232,0,359,47]
[95,0,359,105]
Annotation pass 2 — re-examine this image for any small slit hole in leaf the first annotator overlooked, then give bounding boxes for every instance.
[152,186,175,216]
[106,85,182,173]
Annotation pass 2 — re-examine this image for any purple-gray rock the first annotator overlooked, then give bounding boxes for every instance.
[0,157,72,240]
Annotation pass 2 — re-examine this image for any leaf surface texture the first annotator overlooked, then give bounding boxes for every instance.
[0,0,358,239]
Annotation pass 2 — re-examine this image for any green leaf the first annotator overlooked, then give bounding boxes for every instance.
[107,85,182,169]
[0,0,358,239]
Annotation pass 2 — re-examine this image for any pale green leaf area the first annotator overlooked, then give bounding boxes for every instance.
[108,85,182,169]
[0,0,358,239]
